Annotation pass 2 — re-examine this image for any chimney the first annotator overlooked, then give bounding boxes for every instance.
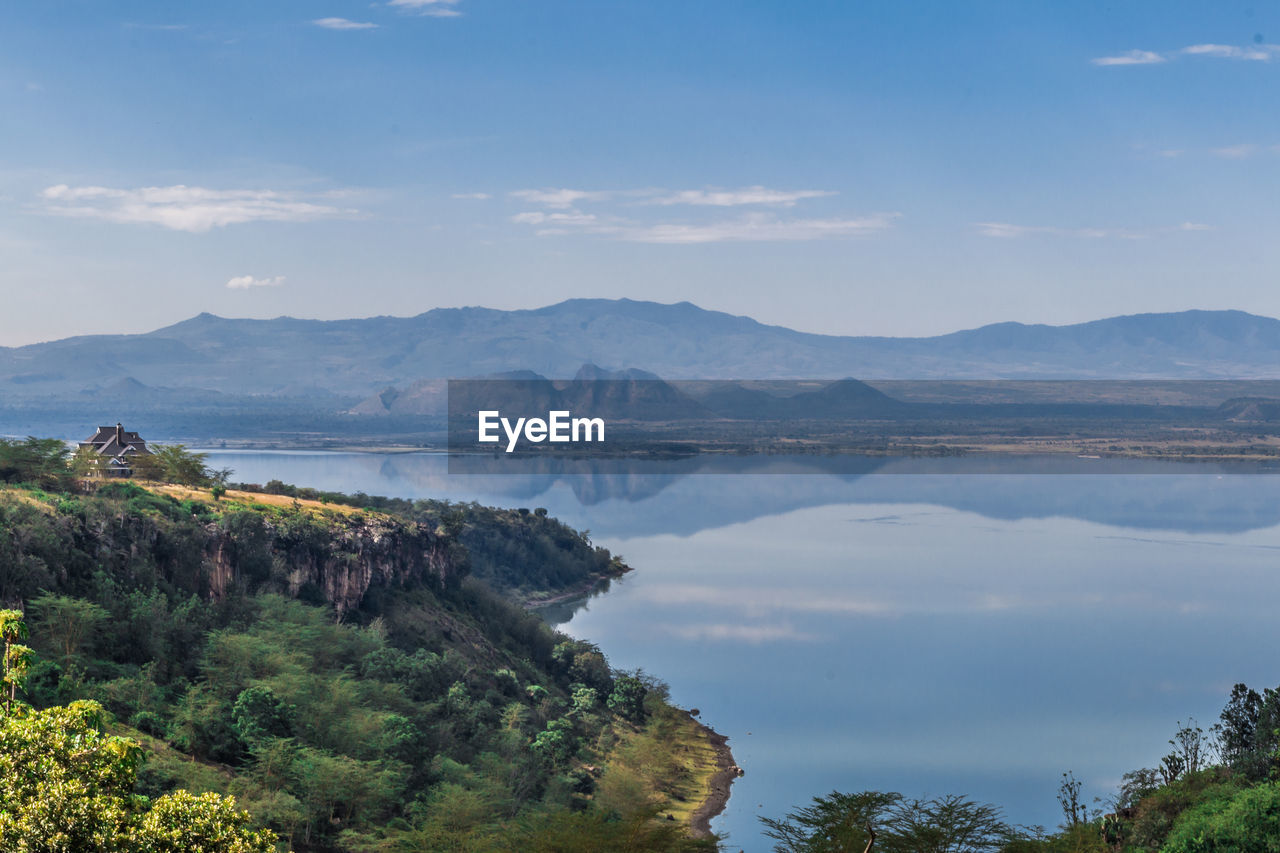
[116,423,124,445]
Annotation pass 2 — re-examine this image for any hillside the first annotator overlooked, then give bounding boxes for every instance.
[0,478,722,852]
[6,303,1280,409]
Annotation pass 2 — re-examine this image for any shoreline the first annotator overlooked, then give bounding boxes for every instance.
[522,568,631,610]
[688,714,737,839]
[187,438,1280,463]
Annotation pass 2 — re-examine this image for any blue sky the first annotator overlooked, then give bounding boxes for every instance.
[2,1,1279,344]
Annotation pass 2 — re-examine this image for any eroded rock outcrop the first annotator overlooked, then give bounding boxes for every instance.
[204,511,458,619]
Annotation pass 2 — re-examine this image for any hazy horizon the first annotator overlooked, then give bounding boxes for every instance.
[7,297,1280,350]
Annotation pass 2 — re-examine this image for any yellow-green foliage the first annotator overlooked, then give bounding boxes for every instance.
[0,700,277,853]
[595,701,721,825]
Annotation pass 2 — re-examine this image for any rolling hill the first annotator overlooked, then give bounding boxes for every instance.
[5,301,1280,407]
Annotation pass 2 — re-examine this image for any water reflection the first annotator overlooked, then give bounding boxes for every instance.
[203,450,1280,850]
[212,450,1280,536]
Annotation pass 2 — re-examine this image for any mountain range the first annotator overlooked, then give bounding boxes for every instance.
[6,300,1280,406]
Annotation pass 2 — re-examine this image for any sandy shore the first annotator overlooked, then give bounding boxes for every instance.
[689,716,737,838]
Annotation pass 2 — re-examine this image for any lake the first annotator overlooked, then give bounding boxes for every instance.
[203,450,1280,850]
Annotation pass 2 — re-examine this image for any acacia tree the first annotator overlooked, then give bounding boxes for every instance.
[762,790,1018,853]
[761,791,903,853]
[27,593,108,663]
[132,444,229,487]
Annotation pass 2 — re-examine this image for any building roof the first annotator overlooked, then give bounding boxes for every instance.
[80,423,152,462]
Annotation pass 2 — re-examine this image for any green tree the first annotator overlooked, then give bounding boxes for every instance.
[28,594,108,662]
[1162,783,1280,852]
[69,444,103,481]
[0,609,33,713]
[231,685,294,747]
[146,444,215,487]
[762,790,1018,853]
[130,790,280,853]
[0,437,72,490]
[0,700,279,852]
[762,790,903,853]
[607,675,648,724]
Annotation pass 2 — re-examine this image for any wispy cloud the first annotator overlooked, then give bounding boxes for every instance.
[1211,143,1259,158]
[1182,43,1276,60]
[1092,49,1166,66]
[617,213,899,244]
[40,184,356,232]
[976,221,1212,239]
[226,275,286,290]
[513,210,898,243]
[509,188,612,208]
[451,192,491,200]
[387,0,462,17]
[511,211,601,228]
[1094,42,1280,66]
[975,223,1114,239]
[647,186,836,207]
[313,17,379,30]
[506,184,890,243]
[510,185,838,208]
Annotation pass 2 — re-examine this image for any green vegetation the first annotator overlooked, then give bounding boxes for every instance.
[761,682,1280,853]
[763,790,1017,853]
[1,609,278,853]
[238,479,628,601]
[0,437,73,491]
[0,468,719,852]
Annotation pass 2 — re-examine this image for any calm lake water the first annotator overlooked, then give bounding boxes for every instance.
[204,450,1280,851]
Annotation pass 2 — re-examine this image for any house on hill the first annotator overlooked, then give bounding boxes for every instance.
[79,423,152,477]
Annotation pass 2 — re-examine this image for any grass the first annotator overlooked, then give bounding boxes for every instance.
[593,703,728,831]
[143,483,374,517]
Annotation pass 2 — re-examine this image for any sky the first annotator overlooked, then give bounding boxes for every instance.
[2,0,1279,345]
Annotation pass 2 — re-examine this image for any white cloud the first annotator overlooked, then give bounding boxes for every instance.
[1211,143,1259,158]
[505,184,886,242]
[511,209,897,243]
[313,17,379,30]
[451,192,492,200]
[40,184,355,232]
[618,212,899,243]
[648,186,836,207]
[976,222,1138,239]
[387,0,462,17]
[511,211,600,227]
[1094,43,1280,66]
[976,221,1211,239]
[226,275,286,290]
[509,188,612,209]
[1181,43,1277,61]
[1092,49,1166,66]
[511,185,838,209]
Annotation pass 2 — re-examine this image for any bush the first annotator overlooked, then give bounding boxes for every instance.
[1162,783,1280,852]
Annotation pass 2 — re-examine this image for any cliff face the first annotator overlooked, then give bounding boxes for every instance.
[203,511,459,618]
